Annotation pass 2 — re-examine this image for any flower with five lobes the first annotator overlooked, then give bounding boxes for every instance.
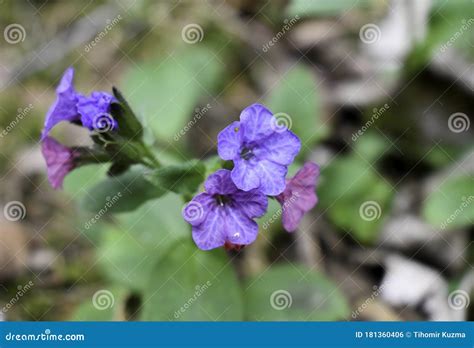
[217,103,301,196]
[182,169,268,250]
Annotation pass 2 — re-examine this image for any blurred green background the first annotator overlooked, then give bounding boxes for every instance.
[0,0,473,321]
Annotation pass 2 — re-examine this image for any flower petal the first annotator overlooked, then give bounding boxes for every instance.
[224,206,259,246]
[217,121,242,160]
[292,188,318,212]
[291,162,320,188]
[254,131,301,166]
[231,158,260,191]
[256,159,287,195]
[41,136,76,189]
[41,67,80,139]
[282,206,305,232]
[182,193,214,226]
[240,103,275,143]
[204,169,238,195]
[77,91,116,131]
[277,162,320,232]
[232,190,268,218]
[192,208,227,250]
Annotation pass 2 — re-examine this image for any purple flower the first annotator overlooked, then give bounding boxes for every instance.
[77,92,117,132]
[182,169,268,250]
[41,136,79,189]
[276,162,319,232]
[41,67,116,138]
[217,103,301,196]
[41,67,80,139]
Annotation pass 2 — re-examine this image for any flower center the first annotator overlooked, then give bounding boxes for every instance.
[240,147,254,160]
[214,194,232,207]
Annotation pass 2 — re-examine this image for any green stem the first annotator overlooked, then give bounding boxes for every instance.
[74,147,111,164]
[141,143,161,168]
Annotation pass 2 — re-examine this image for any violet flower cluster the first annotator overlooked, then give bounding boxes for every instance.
[41,67,116,188]
[41,68,320,252]
[40,67,155,190]
[183,104,320,250]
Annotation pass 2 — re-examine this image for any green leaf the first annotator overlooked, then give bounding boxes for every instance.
[317,156,393,243]
[71,287,128,321]
[148,160,205,196]
[98,227,155,291]
[244,264,349,320]
[287,0,375,17]
[425,145,465,168]
[203,155,225,177]
[97,194,189,291]
[353,132,388,162]
[423,175,474,229]
[407,0,474,69]
[111,87,144,140]
[266,64,328,151]
[141,240,244,321]
[63,164,109,199]
[122,45,225,141]
[81,167,166,214]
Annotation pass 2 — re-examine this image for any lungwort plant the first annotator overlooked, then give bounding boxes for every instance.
[42,67,320,251]
[41,66,352,321]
